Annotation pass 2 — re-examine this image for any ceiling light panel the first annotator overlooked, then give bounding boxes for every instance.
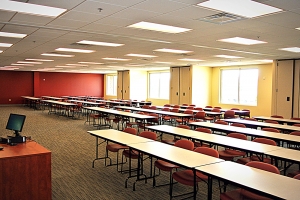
[218,37,267,45]
[78,62,104,65]
[178,58,204,62]
[215,55,243,58]
[25,59,54,62]
[41,53,74,57]
[77,40,124,47]
[197,0,282,18]
[66,64,88,67]
[154,48,193,54]
[17,61,42,64]
[0,0,67,17]
[55,48,95,53]
[102,58,131,61]
[127,21,191,33]
[126,54,157,58]
[0,43,13,47]
[0,31,27,38]
[279,47,300,53]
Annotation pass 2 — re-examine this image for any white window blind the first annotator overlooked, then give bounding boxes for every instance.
[149,72,170,99]
[106,75,117,96]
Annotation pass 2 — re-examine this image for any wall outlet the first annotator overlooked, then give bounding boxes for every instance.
[8,99,11,101]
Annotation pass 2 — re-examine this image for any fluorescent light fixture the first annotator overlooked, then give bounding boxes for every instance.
[154,61,172,64]
[128,21,191,33]
[55,66,75,68]
[154,48,193,54]
[0,1,66,17]
[0,31,27,38]
[279,47,300,53]
[0,43,13,47]
[25,58,54,62]
[11,63,34,66]
[41,53,74,57]
[178,58,204,62]
[17,61,42,64]
[218,37,267,45]
[125,64,145,67]
[0,50,3,53]
[197,0,282,18]
[66,64,88,67]
[257,59,273,63]
[215,55,243,58]
[0,67,19,70]
[102,58,131,61]
[77,40,124,47]
[78,62,104,65]
[55,48,95,53]
[126,54,157,58]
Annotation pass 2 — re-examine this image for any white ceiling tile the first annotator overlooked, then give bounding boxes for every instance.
[59,10,105,22]
[46,18,89,29]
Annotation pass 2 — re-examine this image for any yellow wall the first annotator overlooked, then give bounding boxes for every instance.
[211,63,273,117]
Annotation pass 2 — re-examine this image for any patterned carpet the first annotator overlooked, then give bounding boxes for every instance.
[0,105,296,200]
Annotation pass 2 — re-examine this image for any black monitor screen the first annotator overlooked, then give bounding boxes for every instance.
[6,113,26,137]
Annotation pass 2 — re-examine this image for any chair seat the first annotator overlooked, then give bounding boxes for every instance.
[287,170,300,177]
[220,188,272,200]
[172,169,208,186]
[122,149,139,159]
[194,141,210,148]
[250,156,272,164]
[218,149,246,160]
[106,144,128,152]
[161,139,178,145]
[155,160,179,171]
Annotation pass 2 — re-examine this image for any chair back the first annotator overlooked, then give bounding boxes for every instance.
[173,105,180,108]
[164,104,171,107]
[290,131,300,136]
[212,108,220,113]
[171,108,179,113]
[174,139,194,150]
[184,110,193,114]
[231,123,246,128]
[177,124,190,129]
[261,127,280,133]
[139,131,157,140]
[186,106,194,110]
[195,127,212,134]
[194,147,219,158]
[142,105,150,109]
[149,106,157,110]
[271,115,283,118]
[224,110,235,119]
[162,107,170,112]
[205,105,212,108]
[246,161,280,174]
[182,103,188,106]
[294,124,300,127]
[214,106,222,109]
[194,111,206,120]
[293,174,300,180]
[194,107,203,111]
[214,120,228,125]
[231,108,240,111]
[227,133,247,140]
[265,119,279,124]
[123,127,137,135]
[253,138,277,146]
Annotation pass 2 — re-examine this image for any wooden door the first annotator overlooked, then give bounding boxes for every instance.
[117,71,123,99]
[179,66,191,105]
[122,70,130,99]
[274,60,293,118]
[170,67,180,105]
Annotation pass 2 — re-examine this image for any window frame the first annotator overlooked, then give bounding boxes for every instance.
[148,71,170,100]
[105,74,117,96]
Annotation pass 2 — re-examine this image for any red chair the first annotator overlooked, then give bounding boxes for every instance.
[261,127,280,133]
[218,133,247,161]
[224,110,236,119]
[194,127,212,148]
[106,128,137,171]
[265,119,279,124]
[237,138,277,165]
[194,107,203,111]
[171,147,219,199]
[153,140,194,191]
[215,120,228,125]
[189,111,206,123]
[271,115,283,118]
[231,123,246,128]
[220,161,280,200]
[176,109,193,124]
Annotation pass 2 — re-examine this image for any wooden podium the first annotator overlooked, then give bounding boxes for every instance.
[0,141,51,200]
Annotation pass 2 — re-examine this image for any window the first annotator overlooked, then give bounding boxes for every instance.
[220,68,258,105]
[149,72,170,99]
[106,75,117,96]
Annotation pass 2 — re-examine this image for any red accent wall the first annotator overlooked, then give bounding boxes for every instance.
[38,72,104,97]
[0,71,33,104]
[0,71,104,104]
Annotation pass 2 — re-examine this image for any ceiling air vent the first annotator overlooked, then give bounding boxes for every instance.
[199,12,246,24]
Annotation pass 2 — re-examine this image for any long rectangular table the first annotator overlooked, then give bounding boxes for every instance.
[189,121,300,146]
[223,118,300,132]
[197,161,300,200]
[254,116,300,125]
[21,96,41,110]
[42,99,77,117]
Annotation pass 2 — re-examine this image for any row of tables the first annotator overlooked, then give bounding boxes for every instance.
[88,128,300,200]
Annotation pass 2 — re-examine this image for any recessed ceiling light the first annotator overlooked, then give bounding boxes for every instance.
[41,53,74,57]
[77,40,124,47]
[218,37,267,45]
[154,48,193,54]
[127,21,191,33]
[0,43,13,47]
[66,64,88,67]
[154,61,172,64]
[257,59,273,63]
[0,31,27,38]
[17,61,42,64]
[25,58,54,62]
[126,54,157,58]
[279,47,300,53]
[0,1,66,17]
[178,58,204,62]
[55,48,95,53]
[0,50,3,53]
[102,58,131,61]
[215,55,243,58]
[197,0,282,18]
[78,62,104,65]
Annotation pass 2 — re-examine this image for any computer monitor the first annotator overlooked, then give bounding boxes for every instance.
[6,113,26,137]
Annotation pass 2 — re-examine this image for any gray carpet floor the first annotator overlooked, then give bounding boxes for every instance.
[0,106,297,200]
